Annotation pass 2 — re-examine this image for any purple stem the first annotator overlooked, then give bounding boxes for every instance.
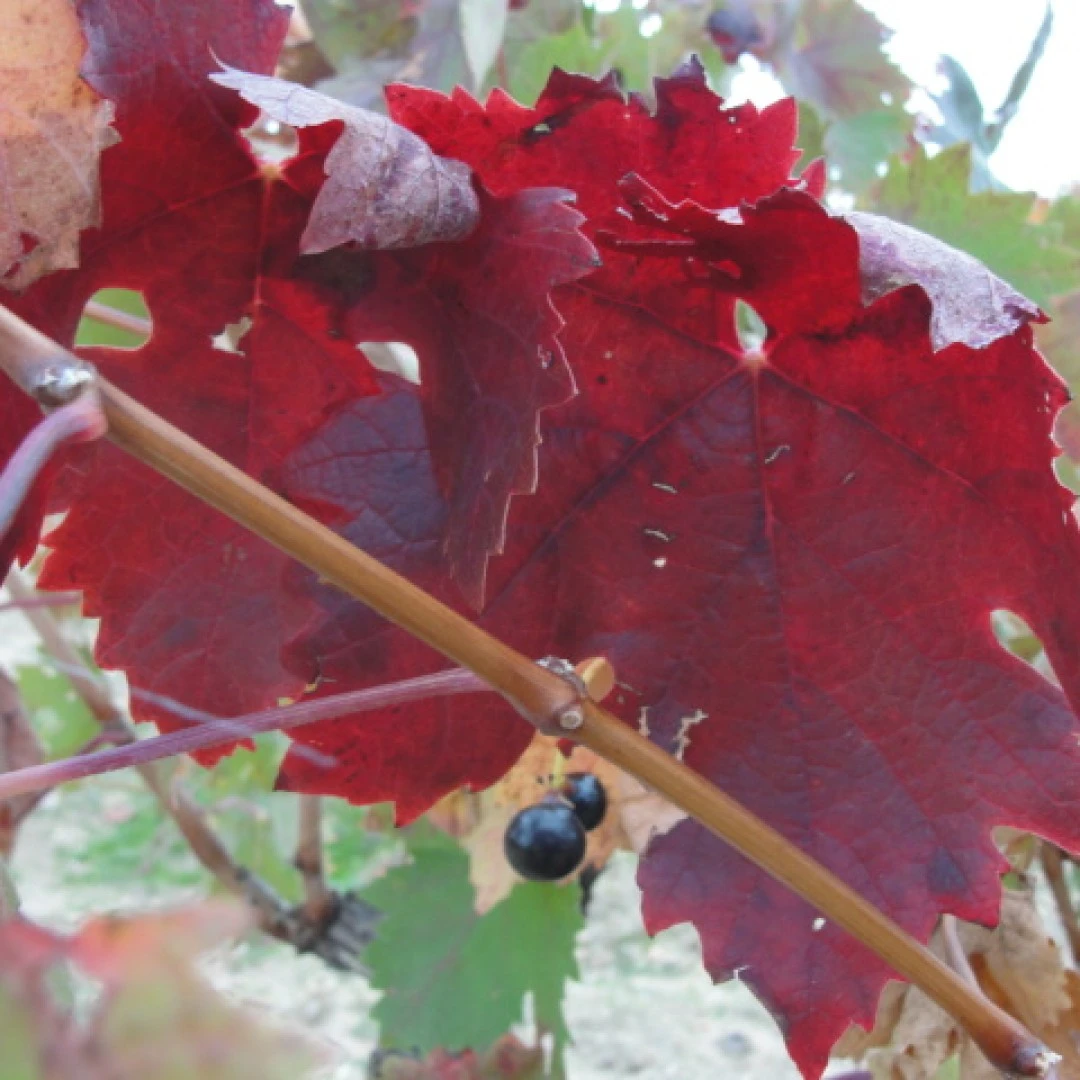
[0,668,490,801]
[0,592,83,615]
[0,399,106,544]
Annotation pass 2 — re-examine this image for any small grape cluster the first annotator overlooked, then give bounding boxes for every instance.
[503,772,608,881]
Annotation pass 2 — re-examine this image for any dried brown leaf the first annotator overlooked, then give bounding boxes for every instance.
[0,0,115,288]
[837,884,1080,1078]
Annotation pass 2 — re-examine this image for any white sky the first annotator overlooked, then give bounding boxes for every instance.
[862,0,1079,195]
[725,0,1080,196]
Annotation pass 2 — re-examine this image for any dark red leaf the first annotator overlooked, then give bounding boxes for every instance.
[277,376,531,821]
[706,5,766,65]
[279,67,1080,1077]
[3,1,591,751]
[211,65,481,251]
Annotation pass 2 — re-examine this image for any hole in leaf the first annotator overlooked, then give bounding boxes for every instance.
[637,707,651,737]
[360,341,420,384]
[991,609,1046,666]
[734,300,767,355]
[212,316,253,355]
[240,116,299,165]
[673,709,707,760]
[812,917,826,932]
[653,556,667,568]
[77,288,151,350]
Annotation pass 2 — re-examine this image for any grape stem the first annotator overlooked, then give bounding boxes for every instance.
[0,398,105,546]
[0,665,487,800]
[82,299,152,340]
[0,304,1056,1077]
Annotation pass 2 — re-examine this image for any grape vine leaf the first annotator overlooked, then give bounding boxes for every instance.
[706,0,913,191]
[301,0,499,109]
[0,0,115,288]
[362,828,581,1073]
[873,144,1080,309]
[278,66,1080,1076]
[211,65,481,252]
[211,66,597,603]
[2,0,591,745]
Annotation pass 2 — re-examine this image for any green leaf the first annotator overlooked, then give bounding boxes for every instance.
[783,0,911,119]
[508,20,598,105]
[15,661,97,760]
[932,1054,961,1080]
[461,0,508,89]
[75,287,149,349]
[297,0,411,72]
[198,733,286,796]
[822,106,909,193]
[363,829,582,1073]
[873,145,1080,308]
[508,4,676,103]
[324,799,400,889]
[795,101,827,174]
[0,985,43,1080]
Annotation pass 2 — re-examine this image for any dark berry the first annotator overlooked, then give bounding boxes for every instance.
[706,8,765,64]
[504,796,587,882]
[560,772,607,832]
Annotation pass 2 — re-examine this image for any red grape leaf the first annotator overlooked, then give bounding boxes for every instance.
[849,211,1044,350]
[210,65,480,252]
[209,65,597,602]
[0,0,591,749]
[279,67,1080,1076]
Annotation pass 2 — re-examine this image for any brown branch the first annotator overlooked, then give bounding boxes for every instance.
[1041,843,1080,966]
[0,592,82,615]
[296,796,333,924]
[0,305,96,405]
[0,309,1057,1077]
[96,377,580,733]
[97,369,1058,1077]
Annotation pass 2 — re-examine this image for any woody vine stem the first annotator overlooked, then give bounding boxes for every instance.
[0,303,1057,1078]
